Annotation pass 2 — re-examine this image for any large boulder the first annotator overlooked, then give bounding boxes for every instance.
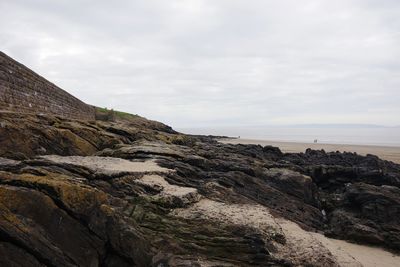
[327,183,400,250]
[262,168,318,205]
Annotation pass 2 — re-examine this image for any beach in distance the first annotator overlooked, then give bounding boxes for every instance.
[178,125,400,164]
[220,138,400,164]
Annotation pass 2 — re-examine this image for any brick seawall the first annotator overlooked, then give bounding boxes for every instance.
[0,51,95,120]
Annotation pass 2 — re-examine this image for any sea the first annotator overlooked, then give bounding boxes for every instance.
[176,126,400,147]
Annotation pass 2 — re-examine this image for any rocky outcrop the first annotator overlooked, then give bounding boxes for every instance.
[327,183,400,249]
[1,112,400,266]
[0,112,177,159]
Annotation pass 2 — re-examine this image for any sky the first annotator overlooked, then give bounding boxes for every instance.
[1,0,399,128]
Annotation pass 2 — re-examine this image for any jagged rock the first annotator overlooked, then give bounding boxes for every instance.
[1,111,400,266]
[262,168,318,205]
[0,112,177,158]
[38,155,171,178]
[97,141,190,159]
[172,199,358,266]
[0,185,104,267]
[134,174,201,208]
[0,170,152,266]
[0,242,44,267]
[327,183,400,249]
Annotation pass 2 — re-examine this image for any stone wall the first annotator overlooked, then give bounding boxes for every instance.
[0,51,95,120]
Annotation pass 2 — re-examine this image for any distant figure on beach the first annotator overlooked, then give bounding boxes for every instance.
[321,209,327,222]
[314,139,318,143]
[238,136,240,139]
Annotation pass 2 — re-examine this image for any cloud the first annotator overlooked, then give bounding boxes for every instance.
[1,0,399,127]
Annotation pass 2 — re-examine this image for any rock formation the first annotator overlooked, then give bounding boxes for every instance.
[0,52,399,266]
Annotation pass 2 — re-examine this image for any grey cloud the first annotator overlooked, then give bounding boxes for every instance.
[1,0,399,127]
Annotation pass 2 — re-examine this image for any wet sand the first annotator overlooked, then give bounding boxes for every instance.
[315,236,400,267]
[220,138,400,164]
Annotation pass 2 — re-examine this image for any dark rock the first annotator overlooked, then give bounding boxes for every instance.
[262,168,318,205]
[325,183,400,250]
[1,111,400,265]
[0,242,44,267]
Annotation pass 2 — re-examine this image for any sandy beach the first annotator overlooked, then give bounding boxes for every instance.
[220,138,400,164]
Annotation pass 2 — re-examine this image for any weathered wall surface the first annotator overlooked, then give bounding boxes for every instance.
[0,51,95,120]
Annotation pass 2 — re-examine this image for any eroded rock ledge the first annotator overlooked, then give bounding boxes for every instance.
[1,112,400,266]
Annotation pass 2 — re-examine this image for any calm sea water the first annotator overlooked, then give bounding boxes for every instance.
[177,126,400,147]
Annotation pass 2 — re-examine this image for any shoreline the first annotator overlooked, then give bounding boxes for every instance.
[220,138,400,164]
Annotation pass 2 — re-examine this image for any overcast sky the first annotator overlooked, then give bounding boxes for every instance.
[1,0,399,127]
